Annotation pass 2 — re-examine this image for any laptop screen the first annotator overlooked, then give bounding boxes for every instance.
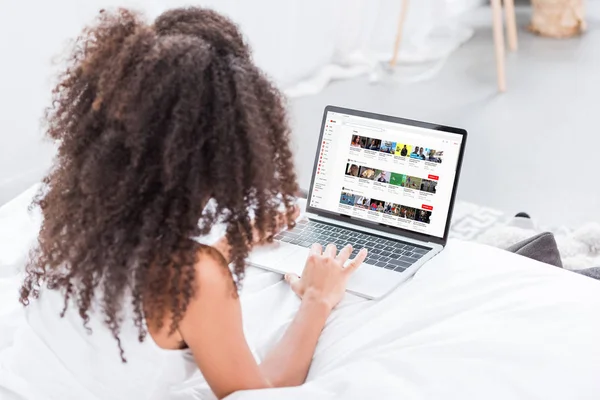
[308,110,465,239]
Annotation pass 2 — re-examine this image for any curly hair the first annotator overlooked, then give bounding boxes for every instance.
[19,7,298,361]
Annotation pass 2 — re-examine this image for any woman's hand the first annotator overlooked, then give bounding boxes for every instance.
[285,243,367,311]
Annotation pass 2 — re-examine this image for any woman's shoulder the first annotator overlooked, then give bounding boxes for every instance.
[193,244,236,292]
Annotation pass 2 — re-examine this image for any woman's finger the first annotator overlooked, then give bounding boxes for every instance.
[310,243,323,255]
[344,248,368,275]
[324,243,337,258]
[336,244,353,264]
[284,273,300,284]
[284,273,302,295]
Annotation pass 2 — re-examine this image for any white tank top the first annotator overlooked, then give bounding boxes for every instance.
[0,286,199,400]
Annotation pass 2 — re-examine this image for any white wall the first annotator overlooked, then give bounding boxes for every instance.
[0,0,480,205]
[0,0,152,205]
[0,0,337,205]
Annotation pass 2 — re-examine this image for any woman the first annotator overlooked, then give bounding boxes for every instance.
[0,8,366,400]
[347,164,359,177]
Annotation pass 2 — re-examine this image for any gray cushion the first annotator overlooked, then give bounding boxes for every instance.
[576,267,600,280]
[506,232,600,280]
[505,232,563,268]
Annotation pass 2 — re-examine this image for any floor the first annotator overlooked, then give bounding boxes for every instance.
[289,5,600,227]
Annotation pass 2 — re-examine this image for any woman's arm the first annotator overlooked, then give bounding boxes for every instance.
[178,244,366,399]
[257,296,330,387]
[257,243,368,386]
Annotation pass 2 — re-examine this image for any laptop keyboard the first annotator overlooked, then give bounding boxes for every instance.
[273,220,430,272]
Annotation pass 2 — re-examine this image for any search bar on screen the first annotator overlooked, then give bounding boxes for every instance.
[343,122,384,132]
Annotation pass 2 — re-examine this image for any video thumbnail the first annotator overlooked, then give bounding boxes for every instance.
[410,146,427,160]
[404,175,422,190]
[339,191,356,206]
[350,135,368,149]
[399,206,417,220]
[415,209,432,224]
[359,166,377,180]
[425,148,443,163]
[394,143,412,157]
[390,173,406,187]
[379,141,396,154]
[383,202,396,215]
[354,196,370,209]
[374,170,390,183]
[420,179,437,193]
[365,138,381,151]
[345,163,360,177]
[369,198,385,212]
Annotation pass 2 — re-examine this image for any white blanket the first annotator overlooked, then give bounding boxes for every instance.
[2,186,600,400]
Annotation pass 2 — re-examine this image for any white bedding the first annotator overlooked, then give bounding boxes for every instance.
[1,186,600,400]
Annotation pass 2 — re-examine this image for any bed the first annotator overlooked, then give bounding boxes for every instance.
[1,186,600,400]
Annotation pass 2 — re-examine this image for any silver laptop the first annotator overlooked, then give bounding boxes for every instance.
[248,106,467,299]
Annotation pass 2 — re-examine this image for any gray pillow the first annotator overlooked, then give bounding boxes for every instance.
[506,232,600,280]
[505,232,563,268]
[576,267,600,280]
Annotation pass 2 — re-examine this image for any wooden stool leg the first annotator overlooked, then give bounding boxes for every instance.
[491,0,506,92]
[389,0,410,68]
[504,0,518,51]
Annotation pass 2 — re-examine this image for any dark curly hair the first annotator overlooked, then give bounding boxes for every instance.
[19,7,298,361]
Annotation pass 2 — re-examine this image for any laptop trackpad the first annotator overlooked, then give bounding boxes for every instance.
[247,241,299,268]
[346,263,404,299]
[248,244,310,277]
[277,248,310,276]
[249,244,402,299]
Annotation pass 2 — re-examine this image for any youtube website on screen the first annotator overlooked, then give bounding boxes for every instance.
[309,111,463,239]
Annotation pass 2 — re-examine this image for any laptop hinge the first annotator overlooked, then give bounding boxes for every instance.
[305,213,440,250]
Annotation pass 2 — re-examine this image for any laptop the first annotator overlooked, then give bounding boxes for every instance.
[248,105,467,299]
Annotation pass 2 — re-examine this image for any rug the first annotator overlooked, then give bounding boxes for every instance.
[450,201,600,271]
[449,201,508,241]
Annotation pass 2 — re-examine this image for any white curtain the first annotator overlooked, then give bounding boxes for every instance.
[157,0,477,97]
